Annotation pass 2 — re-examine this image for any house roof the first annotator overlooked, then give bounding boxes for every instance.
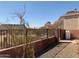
[41,9,79,29]
[0,24,26,30]
[64,9,79,16]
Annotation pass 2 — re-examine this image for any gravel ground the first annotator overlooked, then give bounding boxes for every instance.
[39,42,69,58]
[39,40,79,58]
[55,43,77,58]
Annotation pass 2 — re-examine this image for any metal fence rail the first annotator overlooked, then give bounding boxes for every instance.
[0,27,58,58]
[0,28,27,49]
[0,28,57,49]
[27,29,57,41]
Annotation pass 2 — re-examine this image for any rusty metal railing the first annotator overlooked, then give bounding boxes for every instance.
[0,25,58,58]
[0,28,57,49]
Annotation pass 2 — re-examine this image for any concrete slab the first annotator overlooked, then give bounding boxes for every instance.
[59,40,72,43]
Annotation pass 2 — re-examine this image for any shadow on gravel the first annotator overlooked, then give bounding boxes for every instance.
[36,43,59,57]
[36,42,70,58]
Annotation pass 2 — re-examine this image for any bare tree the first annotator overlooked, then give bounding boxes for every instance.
[25,21,30,28]
[12,4,35,57]
[13,4,26,25]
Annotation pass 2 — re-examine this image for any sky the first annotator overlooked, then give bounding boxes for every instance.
[0,1,79,28]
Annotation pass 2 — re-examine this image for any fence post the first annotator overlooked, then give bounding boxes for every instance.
[46,29,48,39]
[22,28,28,58]
[58,29,61,41]
[23,29,35,58]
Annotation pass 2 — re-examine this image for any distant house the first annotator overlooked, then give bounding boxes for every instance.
[59,9,79,39]
[0,24,26,36]
[59,9,79,30]
[52,9,79,39]
[51,9,79,30]
[40,22,53,29]
[0,24,26,30]
[42,9,79,39]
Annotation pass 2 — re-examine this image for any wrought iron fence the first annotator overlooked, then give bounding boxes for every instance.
[27,29,57,41]
[0,28,27,49]
[0,28,57,49]
[0,27,58,58]
[26,29,57,57]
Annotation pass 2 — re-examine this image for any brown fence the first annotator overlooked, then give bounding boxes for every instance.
[0,28,59,57]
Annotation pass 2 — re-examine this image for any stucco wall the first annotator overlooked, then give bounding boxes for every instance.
[64,17,79,30]
[70,30,79,39]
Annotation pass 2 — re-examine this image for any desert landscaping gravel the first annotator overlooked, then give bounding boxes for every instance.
[39,40,79,58]
[39,42,69,58]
